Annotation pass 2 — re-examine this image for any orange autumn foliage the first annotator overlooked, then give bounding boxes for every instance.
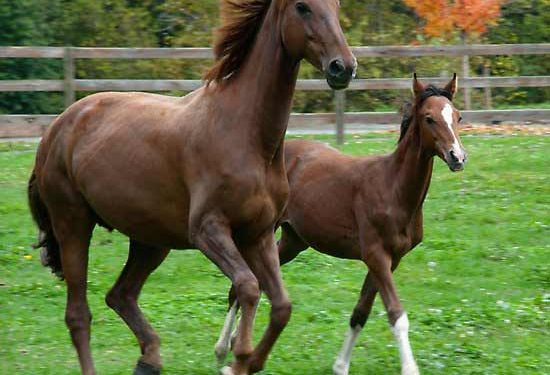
[403,0,502,37]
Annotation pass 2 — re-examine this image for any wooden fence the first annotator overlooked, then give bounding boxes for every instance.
[1,44,549,141]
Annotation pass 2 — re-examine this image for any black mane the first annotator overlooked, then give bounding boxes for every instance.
[398,85,453,143]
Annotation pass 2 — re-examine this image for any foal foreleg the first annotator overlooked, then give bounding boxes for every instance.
[105,240,169,374]
[333,272,377,375]
[369,252,419,375]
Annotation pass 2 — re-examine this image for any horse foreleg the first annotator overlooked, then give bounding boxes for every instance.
[215,222,304,366]
[333,272,377,375]
[105,240,169,374]
[195,216,260,375]
[367,249,419,375]
[245,235,292,374]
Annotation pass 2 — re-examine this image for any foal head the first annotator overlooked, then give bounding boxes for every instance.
[280,0,357,89]
[411,74,468,172]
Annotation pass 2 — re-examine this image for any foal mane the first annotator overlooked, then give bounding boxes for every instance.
[204,0,276,84]
[398,85,453,143]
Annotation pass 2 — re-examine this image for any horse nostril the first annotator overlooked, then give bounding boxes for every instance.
[449,150,460,163]
[328,59,346,77]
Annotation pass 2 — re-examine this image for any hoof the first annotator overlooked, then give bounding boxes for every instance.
[214,342,230,366]
[332,359,349,375]
[133,360,161,375]
[402,362,420,375]
[219,366,235,375]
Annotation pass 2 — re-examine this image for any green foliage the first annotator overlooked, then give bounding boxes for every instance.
[0,135,549,374]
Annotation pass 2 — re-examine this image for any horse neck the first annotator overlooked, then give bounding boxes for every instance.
[388,115,434,215]
[227,5,300,161]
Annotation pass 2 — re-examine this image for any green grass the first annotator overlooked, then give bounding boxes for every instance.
[0,135,549,374]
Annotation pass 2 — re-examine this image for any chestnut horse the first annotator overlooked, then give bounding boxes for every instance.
[27,1,356,374]
[217,75,467,375]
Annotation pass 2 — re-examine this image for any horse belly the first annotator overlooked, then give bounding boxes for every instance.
[286,191,359,259]
[74,151,192,249]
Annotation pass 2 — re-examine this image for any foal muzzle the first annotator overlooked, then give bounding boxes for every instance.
[445,148,467,172]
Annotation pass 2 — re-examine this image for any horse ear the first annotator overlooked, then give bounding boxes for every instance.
[444,73,458,99]
[412,73,425,98]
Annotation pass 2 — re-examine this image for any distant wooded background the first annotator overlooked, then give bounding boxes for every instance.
[1,0,548,115]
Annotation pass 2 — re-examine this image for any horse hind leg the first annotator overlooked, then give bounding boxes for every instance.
[43,189,96,374]
[105,240,169,375]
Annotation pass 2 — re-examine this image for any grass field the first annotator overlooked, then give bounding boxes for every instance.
[0,134,548,375]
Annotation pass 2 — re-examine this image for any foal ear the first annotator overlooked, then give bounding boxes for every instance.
[412,73,425,98]
[444,73,458,99]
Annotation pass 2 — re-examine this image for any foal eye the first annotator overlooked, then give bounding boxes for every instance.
[426,117,435,125]
[458,116,463,123]
[295,2,312,17]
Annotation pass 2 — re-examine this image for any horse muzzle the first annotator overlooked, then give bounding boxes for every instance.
[325,58,356,90]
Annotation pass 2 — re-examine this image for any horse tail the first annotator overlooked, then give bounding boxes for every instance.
[28,171,63,279]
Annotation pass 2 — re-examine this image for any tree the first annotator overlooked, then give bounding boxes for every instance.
[402,0,504,109]
[402,0,502,41]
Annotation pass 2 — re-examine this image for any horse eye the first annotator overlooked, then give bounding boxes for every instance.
[295,2,312,17]
[458,116,463,123]
[426,117,435,125]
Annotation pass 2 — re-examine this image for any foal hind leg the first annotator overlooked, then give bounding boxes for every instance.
[105,240,169,374]
[215,299,239,366]
[333,272,377,375]
[48,198,96,374]
[215,223,306,365]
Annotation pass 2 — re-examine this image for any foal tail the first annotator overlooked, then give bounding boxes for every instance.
[28,171,63,279]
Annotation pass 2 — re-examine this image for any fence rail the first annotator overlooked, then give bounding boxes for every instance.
[1,44,549,140]
[2,76,549,92]
[2,44,549,59]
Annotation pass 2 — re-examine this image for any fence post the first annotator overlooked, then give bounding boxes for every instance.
[462,54,471,110]
[335,90,345,145]
[64,47,75,108]
[483,63,492,110]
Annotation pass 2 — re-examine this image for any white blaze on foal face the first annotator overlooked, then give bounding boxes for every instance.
[430,99,466,171]
[441,103,461,152]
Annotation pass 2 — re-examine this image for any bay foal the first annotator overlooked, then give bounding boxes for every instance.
[28,1,355,374]
[217,75,467,374]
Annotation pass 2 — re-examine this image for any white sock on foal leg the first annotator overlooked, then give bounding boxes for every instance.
[215,301,238,365]
[391,313,419,375]
[332,325,362,375]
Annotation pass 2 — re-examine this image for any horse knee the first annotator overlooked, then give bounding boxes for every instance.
[65,304,92,332]
[234,275,260,308]
[271,297,292,330]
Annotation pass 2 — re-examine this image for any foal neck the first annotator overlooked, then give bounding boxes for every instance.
[390,113,434,214]
[228,4,300,161]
